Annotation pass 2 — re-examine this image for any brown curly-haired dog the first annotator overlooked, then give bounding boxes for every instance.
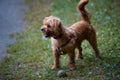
[41,0,100,70]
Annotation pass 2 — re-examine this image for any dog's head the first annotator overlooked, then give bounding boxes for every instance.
[41,16,64,38]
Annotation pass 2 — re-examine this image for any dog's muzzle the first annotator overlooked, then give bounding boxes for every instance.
[41,27,45,32]
[41,27,53,37]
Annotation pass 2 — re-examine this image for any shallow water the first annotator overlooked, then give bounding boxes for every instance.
[0,0,26,62]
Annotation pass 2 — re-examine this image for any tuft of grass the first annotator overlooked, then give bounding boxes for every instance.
[0,0,120,80]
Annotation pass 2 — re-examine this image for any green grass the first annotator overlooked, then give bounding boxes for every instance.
[0,0,120,80]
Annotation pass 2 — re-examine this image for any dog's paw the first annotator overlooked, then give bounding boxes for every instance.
[69,64,77,70]
[76,56,83,60]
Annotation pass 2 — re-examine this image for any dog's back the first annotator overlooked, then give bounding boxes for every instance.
[68,0,94,41]
[68,0,100,59]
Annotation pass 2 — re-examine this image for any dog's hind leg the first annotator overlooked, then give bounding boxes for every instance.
[76,45,83,60]
[87,32,100,59]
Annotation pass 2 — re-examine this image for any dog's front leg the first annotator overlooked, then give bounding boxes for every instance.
[51,50,60,70]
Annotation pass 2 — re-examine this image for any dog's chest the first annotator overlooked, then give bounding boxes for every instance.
[56,40,75,55]
[56,47,66,55]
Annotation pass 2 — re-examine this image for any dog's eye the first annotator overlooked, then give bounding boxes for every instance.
[47,25,51,28]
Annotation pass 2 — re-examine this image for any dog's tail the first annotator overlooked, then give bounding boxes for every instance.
[78,0,90,24]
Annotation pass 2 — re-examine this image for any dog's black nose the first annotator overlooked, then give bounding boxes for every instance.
[41,27,45,32]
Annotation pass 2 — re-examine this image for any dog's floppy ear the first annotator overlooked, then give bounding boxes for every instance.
[58,22,62,28]
[58,22,64,32]
[54,17,62,28]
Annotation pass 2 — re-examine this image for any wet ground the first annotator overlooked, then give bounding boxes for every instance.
[0,0,26,62]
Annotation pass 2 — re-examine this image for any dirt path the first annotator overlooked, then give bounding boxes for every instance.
[0,0,26,62]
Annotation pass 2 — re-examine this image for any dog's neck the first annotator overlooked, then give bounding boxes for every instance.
[53,29,69,40]
[53,27,66,39]
[55,32,70,48]
[53,33,63,39]
[53,29,74,46]
[53,29,74,55]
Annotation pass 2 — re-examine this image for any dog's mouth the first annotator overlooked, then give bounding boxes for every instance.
[42,31,54,38]
[43,32,50,37]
